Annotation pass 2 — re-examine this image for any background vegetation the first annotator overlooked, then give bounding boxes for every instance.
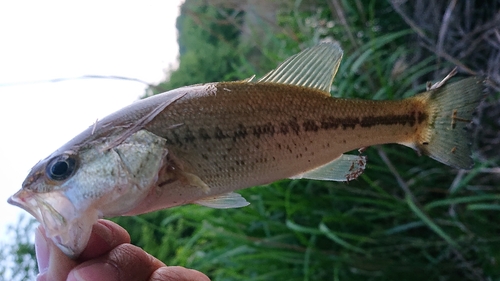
[4,0,499,280]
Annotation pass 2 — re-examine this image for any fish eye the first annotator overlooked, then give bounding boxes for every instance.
[46,155,77,181]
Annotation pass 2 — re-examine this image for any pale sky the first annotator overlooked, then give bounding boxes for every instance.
[0,0,183,244]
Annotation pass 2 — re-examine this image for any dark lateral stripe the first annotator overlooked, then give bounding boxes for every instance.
[252,122,274,138]
[171,112,427,145]
[359,115,412,127]
[184,127,196,143]
[320,111,427,129]
[214,126,228,139]
[303,119,320,132]
[233,124,248,141]
[198,128,211,140]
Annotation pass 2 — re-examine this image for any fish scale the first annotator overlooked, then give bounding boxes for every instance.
[8,42,484,258]
[144,81,427,195]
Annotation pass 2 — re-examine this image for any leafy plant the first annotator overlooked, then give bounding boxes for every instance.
[5,1,499,280]
[131,1,500,280]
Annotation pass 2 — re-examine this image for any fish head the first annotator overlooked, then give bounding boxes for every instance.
[8,149,101,258]
[8,129,168,258]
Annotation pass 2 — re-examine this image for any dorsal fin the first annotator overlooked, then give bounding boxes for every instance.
[242,75,256,82]
[257,42,343,94]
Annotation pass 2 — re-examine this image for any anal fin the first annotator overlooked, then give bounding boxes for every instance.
[194,192,250,209]
[290,154,367,182]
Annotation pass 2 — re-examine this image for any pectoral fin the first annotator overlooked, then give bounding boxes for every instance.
[180,171,211,193]
[290,154,367,182]
[194,192,250,209]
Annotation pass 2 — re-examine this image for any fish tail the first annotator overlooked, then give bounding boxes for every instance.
[415,77,484,169]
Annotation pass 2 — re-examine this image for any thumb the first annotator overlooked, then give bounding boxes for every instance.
[35,226,49,275]
[35,220,130,281]
[35,226,77,281]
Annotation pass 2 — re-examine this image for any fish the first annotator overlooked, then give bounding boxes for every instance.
[8,42,484,258]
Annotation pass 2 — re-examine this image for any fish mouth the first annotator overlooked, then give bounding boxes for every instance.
[8,189,96,258]
[8,190,65,228]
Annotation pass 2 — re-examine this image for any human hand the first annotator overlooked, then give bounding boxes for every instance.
[35,219,210,281]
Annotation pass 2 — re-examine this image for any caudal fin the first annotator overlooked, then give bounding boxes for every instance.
[417,77,484,169]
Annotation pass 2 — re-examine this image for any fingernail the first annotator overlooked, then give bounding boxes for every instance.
[35,271,47,281]
[35,226,49,274]
[67,262,119,281]
[95,220,115,245]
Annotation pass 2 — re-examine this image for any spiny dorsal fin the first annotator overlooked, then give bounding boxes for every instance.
[242,75,256,82]
[257,42,343,94]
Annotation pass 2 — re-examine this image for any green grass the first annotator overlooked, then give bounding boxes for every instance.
[113,2,500,280]
[114,146,499,280]
[5,1,498,280]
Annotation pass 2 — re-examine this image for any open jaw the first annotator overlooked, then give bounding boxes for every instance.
[8,189,97,258]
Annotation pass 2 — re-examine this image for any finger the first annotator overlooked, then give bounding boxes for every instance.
[150,266,211,281]
[35,226,77,281]
[67,244,165,281]
[35,226,50,274]
[36,220,131,281]
[78,219,130,260]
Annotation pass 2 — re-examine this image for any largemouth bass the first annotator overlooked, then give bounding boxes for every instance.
[8,43,483,257]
